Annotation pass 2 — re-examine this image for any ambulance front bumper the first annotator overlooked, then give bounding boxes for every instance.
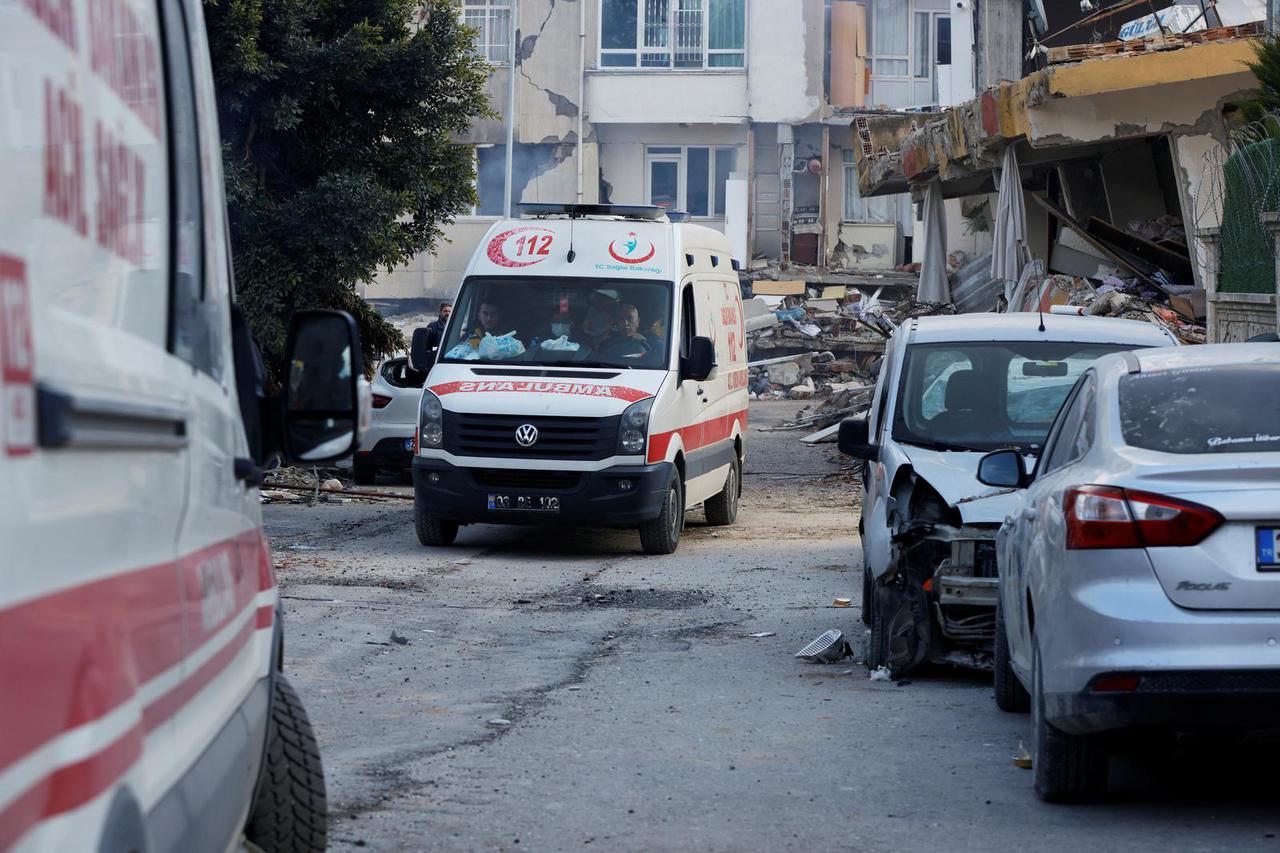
[412,457,674,525]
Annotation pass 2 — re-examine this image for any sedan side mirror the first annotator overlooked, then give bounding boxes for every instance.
[682,336,716,382]
[977,449,1029,488]
[837,415,878,460]
[410,326,434,372]
[282,310,364,463]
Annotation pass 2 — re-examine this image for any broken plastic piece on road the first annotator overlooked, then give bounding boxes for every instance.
[452,559,473,566]
[1013,743,1033,769]
[833,597,852,608]
[748,631,776,638]
[390,631,409,645]
[794,629,852,663]
[488,719,512,727]
[869,666,893,682]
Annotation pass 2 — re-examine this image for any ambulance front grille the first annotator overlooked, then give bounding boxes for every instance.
[444,412,621,460]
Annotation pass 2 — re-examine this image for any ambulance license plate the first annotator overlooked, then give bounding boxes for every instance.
[1257,527,1280,571]
[487,494,561,513]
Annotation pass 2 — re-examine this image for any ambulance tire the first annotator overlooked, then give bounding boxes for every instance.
[415,504,459,546]
[352,456,377,486]
[640,476,684,555]
[246,675,327,853]
[704,455,741,527]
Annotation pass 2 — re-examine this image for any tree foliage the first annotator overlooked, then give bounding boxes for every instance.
[1240,33,1280,131]
[204,0,491,372]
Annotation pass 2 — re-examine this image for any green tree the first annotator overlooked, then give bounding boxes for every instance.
[204,0,490,372]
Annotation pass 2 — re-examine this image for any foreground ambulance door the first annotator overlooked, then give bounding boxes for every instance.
[0,2,191,847]
[680,278,723,505]
[668,281,706,497]
[158,0,266,844]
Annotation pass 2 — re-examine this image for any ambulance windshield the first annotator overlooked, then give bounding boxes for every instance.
[437,277,673,369]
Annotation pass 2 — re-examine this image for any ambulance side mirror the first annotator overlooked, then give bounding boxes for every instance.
[410,327,433,372]
[682,336,716,382]
[281,311,365,463]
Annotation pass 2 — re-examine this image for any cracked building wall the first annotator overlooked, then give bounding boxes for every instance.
[375,0,598,303]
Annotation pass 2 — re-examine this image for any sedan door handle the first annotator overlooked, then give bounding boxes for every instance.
[1021,507,1039,521]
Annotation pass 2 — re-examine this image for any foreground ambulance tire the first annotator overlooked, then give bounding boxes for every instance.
[246,675,328,852]
[639,478,684,555]
[704,456,741,526]
[416,505,460,546]
[353,456,377,486]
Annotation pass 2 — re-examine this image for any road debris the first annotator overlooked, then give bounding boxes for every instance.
[747,631,776,638]
[389,631,409,645]
[833,597,853,608]
[869,666,893,682]
[1013,743,1033,769]
[794,629,852,663]
[487,719,512,727]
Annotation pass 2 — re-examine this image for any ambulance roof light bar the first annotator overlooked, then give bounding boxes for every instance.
[518,203,667,221]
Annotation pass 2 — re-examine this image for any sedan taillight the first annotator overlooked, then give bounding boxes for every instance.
[1065,485,1223,550]
[372,393,393,409]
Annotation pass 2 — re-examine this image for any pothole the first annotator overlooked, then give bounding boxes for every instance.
[566,586,711,610]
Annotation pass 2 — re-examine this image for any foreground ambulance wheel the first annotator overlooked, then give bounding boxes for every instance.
[352,455,377,486]
[704,455,741,526]
[246,675,327,853]
[415,502,459,546]
[639,478,684,555]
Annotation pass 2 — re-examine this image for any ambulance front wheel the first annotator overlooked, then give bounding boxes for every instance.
[639,477,684,555]
[416,502,459,546]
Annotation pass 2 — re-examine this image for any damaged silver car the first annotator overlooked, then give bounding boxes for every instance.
[840,313,1177,676]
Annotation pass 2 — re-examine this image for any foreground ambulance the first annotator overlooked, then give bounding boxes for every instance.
[411,204,747,554]
[2,2,362,850]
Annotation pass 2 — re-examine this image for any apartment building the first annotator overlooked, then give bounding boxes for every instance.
[375,0,1020,305]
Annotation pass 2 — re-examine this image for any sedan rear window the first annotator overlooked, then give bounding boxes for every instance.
[1120,365,1280,454]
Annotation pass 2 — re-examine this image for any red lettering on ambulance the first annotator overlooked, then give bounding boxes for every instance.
[42,80,89,237]
[94,120,145,264]
[0,256,36,457]
[21,0,78,51]
[88,0,161,137]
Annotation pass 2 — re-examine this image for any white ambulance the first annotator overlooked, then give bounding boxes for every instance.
[409,204,748,554]
[1,2,362,851]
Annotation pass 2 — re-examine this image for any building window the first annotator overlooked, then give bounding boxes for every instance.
[842,149,894,223]
[645,146,737,216]
[601,0,746,69]
[466,145,506,216]
[869,0,908,76]
[462,0,511,64]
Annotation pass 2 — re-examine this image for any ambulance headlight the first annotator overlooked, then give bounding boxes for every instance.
[618,397,652,456]
[419,390,444,449]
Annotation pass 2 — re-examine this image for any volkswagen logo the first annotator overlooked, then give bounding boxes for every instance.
[514,424,539,448]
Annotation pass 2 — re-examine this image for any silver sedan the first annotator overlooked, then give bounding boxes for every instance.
[977,343,1280,802]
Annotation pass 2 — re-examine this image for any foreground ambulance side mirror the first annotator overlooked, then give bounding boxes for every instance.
[282,311,365,463]
[683,336,716,382]
[410,326,433,372]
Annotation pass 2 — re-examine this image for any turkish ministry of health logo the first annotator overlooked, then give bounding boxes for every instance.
[608,232,656,264]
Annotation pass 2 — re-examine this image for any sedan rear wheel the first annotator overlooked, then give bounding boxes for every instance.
[1032,643,1106,802]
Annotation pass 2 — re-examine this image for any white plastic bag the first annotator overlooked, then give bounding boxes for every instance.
[477,331,526,360]
[540,335,581,352]
[444,343,479,361]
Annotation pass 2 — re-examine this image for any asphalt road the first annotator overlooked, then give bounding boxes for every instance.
[265,402,1280,852]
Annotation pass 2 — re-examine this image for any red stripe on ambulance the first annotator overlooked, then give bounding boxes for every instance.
[431,380,652,403]
[647,409,748,464]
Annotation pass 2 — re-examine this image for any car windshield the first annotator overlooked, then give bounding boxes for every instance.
[1120,365,1280,454]
[893,341,1139,452]
[438,276,673,369]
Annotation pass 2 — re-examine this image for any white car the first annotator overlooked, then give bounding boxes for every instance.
[980,344,1280,801]
[354,355,425,484]
[839,313,1177,676]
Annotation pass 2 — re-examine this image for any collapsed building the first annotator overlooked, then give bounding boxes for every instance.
[853,17,1278,343]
